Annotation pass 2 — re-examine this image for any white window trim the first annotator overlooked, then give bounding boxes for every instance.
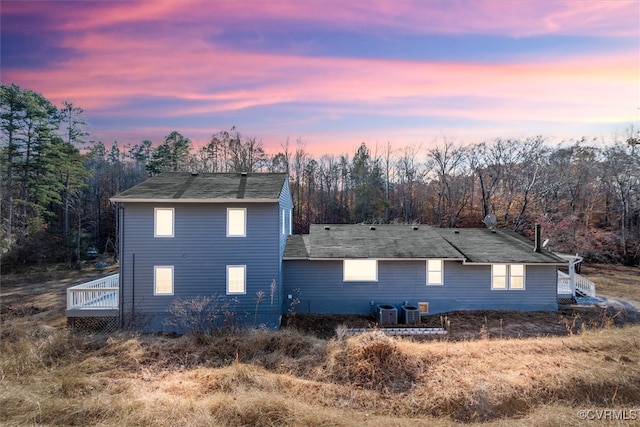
[427,259,443,286]
[510,264,526,290]
[288,208,292,235]
[227,265,246,295]
[227,208,246,237]
[492,264,508,290]
[492,264,526,290]
[343,259,378,282]
[154,207,174,238]
[154,266,174,295]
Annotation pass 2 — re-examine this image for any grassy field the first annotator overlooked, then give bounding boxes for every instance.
[1,264,639,426]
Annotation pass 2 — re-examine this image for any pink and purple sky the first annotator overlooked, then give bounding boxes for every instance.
[2,0,639,155]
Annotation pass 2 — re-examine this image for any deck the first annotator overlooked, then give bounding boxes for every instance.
[66,273,119,317]
[557,270,596,298]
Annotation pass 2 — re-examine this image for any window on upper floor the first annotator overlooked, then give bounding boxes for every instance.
[282,209,286,235]
[492,264,525,290]
[154,266,174,295]
[227,208,246,237]
[427,259,443,285]
[282,208,292,236]
[227,265,246,294]
[154,208,174,237]
[343,259,378,282]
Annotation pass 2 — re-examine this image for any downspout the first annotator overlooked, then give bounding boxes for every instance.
[118,204,125,329]
[132,253,135,321]
[569,254,583,297]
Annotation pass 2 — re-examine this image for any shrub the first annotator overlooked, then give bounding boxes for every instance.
[323,331,420,391]
[163,295,239,334]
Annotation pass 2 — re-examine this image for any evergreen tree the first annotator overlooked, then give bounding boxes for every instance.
[147,131,192,175]
[351,142,384,223]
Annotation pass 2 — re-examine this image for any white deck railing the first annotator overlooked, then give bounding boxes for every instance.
[557,271,596,298]
[557,271,572,294]
[67,274,119,311]
[574,273,596,297]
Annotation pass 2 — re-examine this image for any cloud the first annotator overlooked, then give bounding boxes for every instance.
[2,0,637,154]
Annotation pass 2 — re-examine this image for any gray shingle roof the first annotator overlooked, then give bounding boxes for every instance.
[435,228,566,264]
[284,224,566,264]
[284,224,465,259]
[111,172,287,202]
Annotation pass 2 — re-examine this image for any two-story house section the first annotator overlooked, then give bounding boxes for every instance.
[110,172,292,331]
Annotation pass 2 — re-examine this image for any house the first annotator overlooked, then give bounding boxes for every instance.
[282,224,566,316]
[108,172,292,331]
[66,172,580,333]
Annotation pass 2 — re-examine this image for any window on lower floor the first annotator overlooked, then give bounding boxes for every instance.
[492,264,525,290]
[154,266,174,295]
[227,265,246,294]
[343,259,378,282]
[427,259,443,285]
[509,264,525,289]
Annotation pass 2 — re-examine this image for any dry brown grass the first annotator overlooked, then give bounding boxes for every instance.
[581,263,640,307]
[2,312,640,426]
[1,264,639,425]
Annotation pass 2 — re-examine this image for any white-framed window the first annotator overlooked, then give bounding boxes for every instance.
[510,264,525,289]
[343,259,378,282]
[154,266,174,295]
[227,265,246,294]
[154,208,174,237]
[227,208,246,237]
[492,264,525,290]
[282,208,292,235]
[492,264,507,289]
[288,208,292,235]
[427,259,443,285]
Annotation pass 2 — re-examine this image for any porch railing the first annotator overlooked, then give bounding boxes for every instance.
[574,273,596,297]
[67,274,119,311]
[557,271,596,298]
[557,271,572,294]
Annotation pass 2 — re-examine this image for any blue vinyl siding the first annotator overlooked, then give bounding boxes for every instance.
[283,260,558,315]
[277,179,294,320]
[121,202,282,331]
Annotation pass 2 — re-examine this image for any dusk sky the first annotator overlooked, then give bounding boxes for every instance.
[2,0,639,155]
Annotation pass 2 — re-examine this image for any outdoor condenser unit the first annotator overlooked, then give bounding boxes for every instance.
[376,304,398,325]
[401,305,420,325]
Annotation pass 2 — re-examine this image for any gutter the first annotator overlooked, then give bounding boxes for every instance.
[109,198,280,203]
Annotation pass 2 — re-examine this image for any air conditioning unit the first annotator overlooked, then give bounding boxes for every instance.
[401,305,420,325]
[376,304,397,325]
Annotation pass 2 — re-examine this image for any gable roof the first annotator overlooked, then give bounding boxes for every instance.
[111,172,288,203]
[435,228,566,264]
[284,224,465,260]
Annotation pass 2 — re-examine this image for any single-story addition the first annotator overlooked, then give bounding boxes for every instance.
[283,224,567,316]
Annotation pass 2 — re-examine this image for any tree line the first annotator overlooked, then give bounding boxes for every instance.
[2,84,639,270]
